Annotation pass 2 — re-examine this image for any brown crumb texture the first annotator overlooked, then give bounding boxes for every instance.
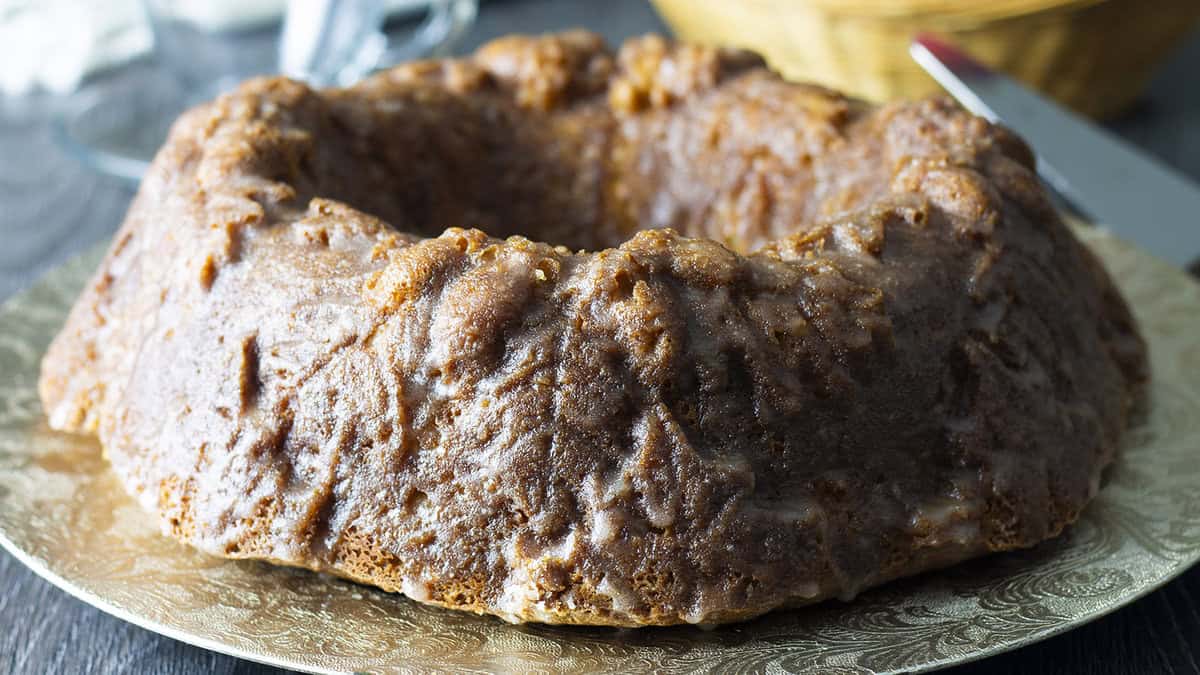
[38,31,1147,627]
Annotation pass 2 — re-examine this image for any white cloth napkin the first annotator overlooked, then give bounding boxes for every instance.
[0,0,151,96]
[0,0,429,96]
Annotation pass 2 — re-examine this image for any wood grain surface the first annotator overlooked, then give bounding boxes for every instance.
[2,1,1199,672]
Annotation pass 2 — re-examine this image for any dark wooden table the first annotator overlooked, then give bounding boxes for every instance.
[2,1,1199,672]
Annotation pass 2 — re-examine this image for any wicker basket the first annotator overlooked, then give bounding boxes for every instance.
[650,0,1200,118]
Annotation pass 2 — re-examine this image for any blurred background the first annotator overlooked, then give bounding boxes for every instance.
[2,0,1198,268]
[2,1,1200,673]
[5,0,1192,300]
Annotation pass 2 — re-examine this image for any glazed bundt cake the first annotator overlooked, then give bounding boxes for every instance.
[39,31,1146,626]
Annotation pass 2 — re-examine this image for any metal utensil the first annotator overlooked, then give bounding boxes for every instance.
[910,34,1200,268]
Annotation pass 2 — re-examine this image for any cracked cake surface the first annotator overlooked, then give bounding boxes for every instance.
[39,31,1147,626]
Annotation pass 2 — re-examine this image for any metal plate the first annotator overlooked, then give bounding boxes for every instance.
[2,229,1199,674]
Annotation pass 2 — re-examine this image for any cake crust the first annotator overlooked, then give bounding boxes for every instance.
[39,31,1147,626]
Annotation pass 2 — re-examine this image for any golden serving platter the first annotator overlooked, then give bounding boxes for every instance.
[2,229,1200,674]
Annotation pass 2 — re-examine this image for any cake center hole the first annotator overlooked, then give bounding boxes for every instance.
[289,92,870,254]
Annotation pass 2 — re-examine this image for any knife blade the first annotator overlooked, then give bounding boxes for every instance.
[910,34,1200,268]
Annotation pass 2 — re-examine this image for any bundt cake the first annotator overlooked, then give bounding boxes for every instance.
[39,31,1147,626]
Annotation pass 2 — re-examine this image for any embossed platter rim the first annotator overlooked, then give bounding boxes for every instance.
[2,228,1200,674]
